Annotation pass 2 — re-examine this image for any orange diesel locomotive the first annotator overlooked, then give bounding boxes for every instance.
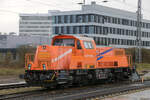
[24,35,133,87]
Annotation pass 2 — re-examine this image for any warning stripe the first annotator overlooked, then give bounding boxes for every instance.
[52,49,72,63]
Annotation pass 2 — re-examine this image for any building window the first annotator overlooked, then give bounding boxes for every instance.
[110,27,112,34]
[95,15,98,23]
[58,16,61,23]
[103,27,108,35]
[81,15,84,23]
[85,26,89,34]
[73,26,77,34]
[79,26,82,34]
[64,15,68,23]
[99,26,102,34]
[73,15,76,23]
[122,19,129,25]
[76,27,79,34]
[70,15,73,23]
[82,26,85,34]
[87,14,90,22]
[113,28,116,34]
[85,15,88,23]
[95,26,98,34]
[67,15,70,23]
[107,16,111,23]
[118,18,121,24]
[70,26,73,34]
[61,16,64,23]
[89,26,94,34]
[55,27,59,34]
[77,15,83,23]
[64,26,67,34]
[67,26,70,34]
[91,15,94,22]
[59,27,61,34]
[61,27,64,34]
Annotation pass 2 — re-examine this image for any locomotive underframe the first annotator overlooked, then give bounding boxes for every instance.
[24,67,132,87]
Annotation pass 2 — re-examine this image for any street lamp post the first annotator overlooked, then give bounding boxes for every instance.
[78,0,86,5]
[83,0,85,5]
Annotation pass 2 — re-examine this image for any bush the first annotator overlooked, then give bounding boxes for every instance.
[0,45,36,68]
[17,45,36,68]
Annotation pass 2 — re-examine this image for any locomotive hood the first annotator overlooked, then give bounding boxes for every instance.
[32,45,73,70]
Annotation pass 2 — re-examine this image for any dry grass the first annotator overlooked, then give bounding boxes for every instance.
[0,87,41,95]
[0,67,25,76]
[136,63,150,73]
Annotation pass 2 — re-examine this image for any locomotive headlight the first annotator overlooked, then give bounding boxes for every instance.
[28,64,31,70]
[43,64,46,70]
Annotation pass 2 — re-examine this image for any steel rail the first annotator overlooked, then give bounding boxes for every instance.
[0,89,46,100]
[0,82,28,90]
[0,82,125,100]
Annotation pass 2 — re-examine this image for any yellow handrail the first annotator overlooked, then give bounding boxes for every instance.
[51,73,56,81]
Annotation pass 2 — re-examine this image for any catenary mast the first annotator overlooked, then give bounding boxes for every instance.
[136,0,142,63]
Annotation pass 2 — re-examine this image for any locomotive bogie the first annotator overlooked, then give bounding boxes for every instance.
[24,67,132,87]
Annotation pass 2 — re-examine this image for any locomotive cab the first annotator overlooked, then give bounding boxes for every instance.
[52,35,97,57]
[52,35,96,49]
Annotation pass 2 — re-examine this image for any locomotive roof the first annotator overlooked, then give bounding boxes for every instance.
[53,34,94,41]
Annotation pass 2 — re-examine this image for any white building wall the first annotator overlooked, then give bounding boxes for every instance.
[82,3,137,19]
[19,14,53,36]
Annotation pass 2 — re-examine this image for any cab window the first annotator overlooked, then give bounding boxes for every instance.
[83,41,94,49]
[77,40,82,49]
[53,39,75,46]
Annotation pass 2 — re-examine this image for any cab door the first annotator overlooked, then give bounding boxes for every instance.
[75,40,83,56]
[82,40,96,69]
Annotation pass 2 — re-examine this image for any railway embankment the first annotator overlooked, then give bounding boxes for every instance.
[104,87,150,100]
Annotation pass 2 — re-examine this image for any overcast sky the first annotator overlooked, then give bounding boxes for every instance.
[0,0,150,34]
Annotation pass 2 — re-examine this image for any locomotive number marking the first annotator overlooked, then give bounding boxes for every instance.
[38,52,50,58]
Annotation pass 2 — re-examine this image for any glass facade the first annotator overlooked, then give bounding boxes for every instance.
[52,14,150,47]
[53,14,106,24]
[93,37,150,47]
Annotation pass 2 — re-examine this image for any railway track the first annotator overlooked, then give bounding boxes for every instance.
[0,82,29,90]
[1,80,150,100]
[0,81,123,100]
[0,88,46,100]
[0,82,44,100]
[56,83,148,100]
[42,81,150,100]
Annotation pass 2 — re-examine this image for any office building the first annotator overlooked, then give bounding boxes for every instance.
[20,2,150,48]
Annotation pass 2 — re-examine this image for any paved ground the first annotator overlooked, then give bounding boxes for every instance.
[104,71,150,100]
[143,72,150,78]
[104,89,150,100]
